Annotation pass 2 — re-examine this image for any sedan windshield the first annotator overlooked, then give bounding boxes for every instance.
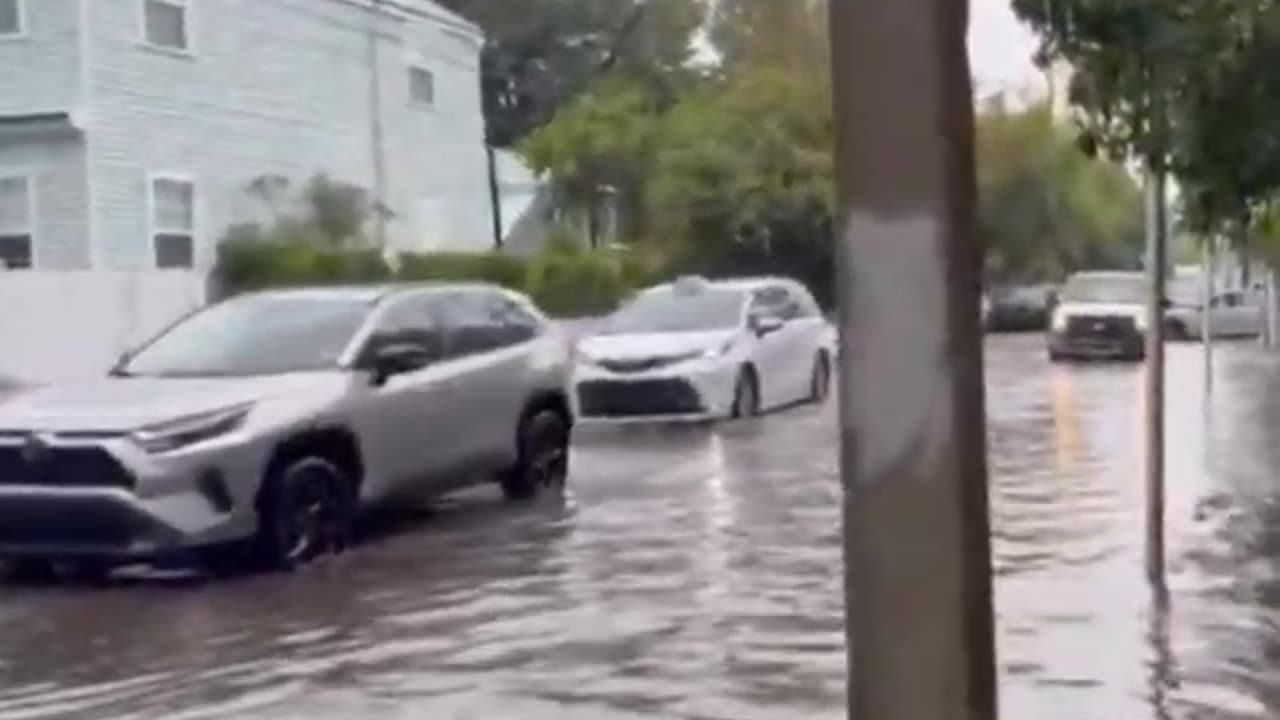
[1061,275,1146,305]
[602,288,746,334]
[122,295,373,377]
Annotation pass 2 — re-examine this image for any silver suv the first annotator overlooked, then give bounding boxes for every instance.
[0,284,573,577]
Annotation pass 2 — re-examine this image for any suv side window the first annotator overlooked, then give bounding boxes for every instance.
[492,294,543,346]
[431,291,504,359]
[360,295,445,365]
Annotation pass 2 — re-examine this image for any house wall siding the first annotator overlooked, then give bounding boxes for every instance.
[0,0,80,115]
[0,133,90,269]
[84,0,492,270]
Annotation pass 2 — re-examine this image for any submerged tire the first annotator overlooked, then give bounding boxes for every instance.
[502,410,571,501]
[731,367,761,419]
[255,457,354,572]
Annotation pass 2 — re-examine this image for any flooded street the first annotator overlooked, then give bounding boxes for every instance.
[2,334,1280,719]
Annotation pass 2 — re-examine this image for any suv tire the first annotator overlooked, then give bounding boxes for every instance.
[256,457,354,571]
[502,409,570,501]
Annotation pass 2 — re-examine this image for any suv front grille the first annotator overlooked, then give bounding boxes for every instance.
[0,445,135,490]
[578,379,704,417]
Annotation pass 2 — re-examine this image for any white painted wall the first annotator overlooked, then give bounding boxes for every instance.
[84,0,491,270]
[0,0,80,116]
[0,271,206,383]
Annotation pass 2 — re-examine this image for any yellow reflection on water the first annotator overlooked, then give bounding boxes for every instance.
[1049,365,1081,475]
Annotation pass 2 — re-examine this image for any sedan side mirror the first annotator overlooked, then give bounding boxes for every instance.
[369,342,435,386]
[750,315,785,337]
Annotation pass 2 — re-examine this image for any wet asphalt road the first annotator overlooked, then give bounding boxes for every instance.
[3,334,1280,719]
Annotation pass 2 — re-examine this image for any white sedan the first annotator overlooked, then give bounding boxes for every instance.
[572,276,835,422]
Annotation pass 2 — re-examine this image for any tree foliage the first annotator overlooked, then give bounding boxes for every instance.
[1013,0,1280,247]
[977,101,1144,282]
[438,0,704,146]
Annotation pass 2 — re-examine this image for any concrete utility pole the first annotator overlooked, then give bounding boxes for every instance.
[829,0,997,718]
[1144,168,1168,588]
[1202,237,1215,400]
[367,0,389,248]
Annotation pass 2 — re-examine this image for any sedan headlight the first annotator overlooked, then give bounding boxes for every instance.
[132,405,252,454]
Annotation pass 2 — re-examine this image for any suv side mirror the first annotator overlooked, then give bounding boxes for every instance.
[369,342,434,386]
[750,315,785,337]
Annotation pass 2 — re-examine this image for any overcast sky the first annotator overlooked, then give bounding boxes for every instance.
[968,0,1043,98]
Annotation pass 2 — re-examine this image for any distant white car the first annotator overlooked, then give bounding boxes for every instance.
[572,276,835,422]
[1165,288,1265,340]
[1048,271,1148,362]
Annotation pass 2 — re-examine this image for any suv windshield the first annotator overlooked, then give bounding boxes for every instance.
[1061,275,1146,305]
[602,288,746,334]
[122,295,373,377]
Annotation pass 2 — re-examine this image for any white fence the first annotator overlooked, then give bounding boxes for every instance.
[0,271,207,384]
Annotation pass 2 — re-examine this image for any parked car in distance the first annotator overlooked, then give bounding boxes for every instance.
[0,284,573,579]
[1048,271,1148,362]
[986,284,1059,333]
[1164,280,1264,340]
[573,276,835,422]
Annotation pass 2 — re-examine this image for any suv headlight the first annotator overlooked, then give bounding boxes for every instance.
[132,405,252,454]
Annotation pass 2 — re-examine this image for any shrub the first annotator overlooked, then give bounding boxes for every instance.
[214,238,390,296]
[396,252,527,289]
[525,248,627,317]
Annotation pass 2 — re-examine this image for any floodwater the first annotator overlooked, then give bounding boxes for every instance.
[0,334,1277,719]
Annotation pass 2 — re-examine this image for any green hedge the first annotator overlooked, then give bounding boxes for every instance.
[213,239,636,317]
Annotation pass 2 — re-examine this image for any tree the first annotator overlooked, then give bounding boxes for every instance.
[709,0,829,73]
[438,0,704,146]
[519,76,662,247]
[976,101,1144,282]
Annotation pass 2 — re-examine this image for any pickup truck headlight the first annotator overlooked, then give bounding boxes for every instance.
[1134,312,1149,333]
[1051,310,1068,333]
[132,405,251,454]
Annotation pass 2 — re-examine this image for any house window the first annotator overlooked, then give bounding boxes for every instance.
[0,176,32,270]
[408,66,435,107]
[0,0,23,37]
[144,0,189,51]
[151,177,195,268]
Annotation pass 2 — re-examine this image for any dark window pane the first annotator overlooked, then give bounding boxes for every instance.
[145,0,187,50]
[0,235,31,270]
[409,67,435,106]
[154,233,194,268]
[0,0,20,35]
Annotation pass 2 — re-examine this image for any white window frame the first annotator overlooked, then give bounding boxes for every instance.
[0,0,27,40]
[408,64,437,109]
[0,171,36,271]
[147,173,198,270]
[139,0,193,55]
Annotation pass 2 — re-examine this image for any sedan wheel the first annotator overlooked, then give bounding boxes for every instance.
[731,368,760,419]
[810,353,832,403]
[503,410,570,501]
[257,458,353,571]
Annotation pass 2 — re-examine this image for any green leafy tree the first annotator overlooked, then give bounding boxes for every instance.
[976,101,1144,282]
[519,76,662,247]
[439,0,704,145]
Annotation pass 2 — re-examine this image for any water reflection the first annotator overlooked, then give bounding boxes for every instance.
[3,335,1280,719]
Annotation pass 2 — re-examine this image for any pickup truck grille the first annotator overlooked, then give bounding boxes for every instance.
[1065,315,1138,341]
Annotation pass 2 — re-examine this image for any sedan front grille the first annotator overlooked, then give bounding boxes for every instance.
[578,379,704,418]
[1065,315,1138,341]
[0,445,135,490]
